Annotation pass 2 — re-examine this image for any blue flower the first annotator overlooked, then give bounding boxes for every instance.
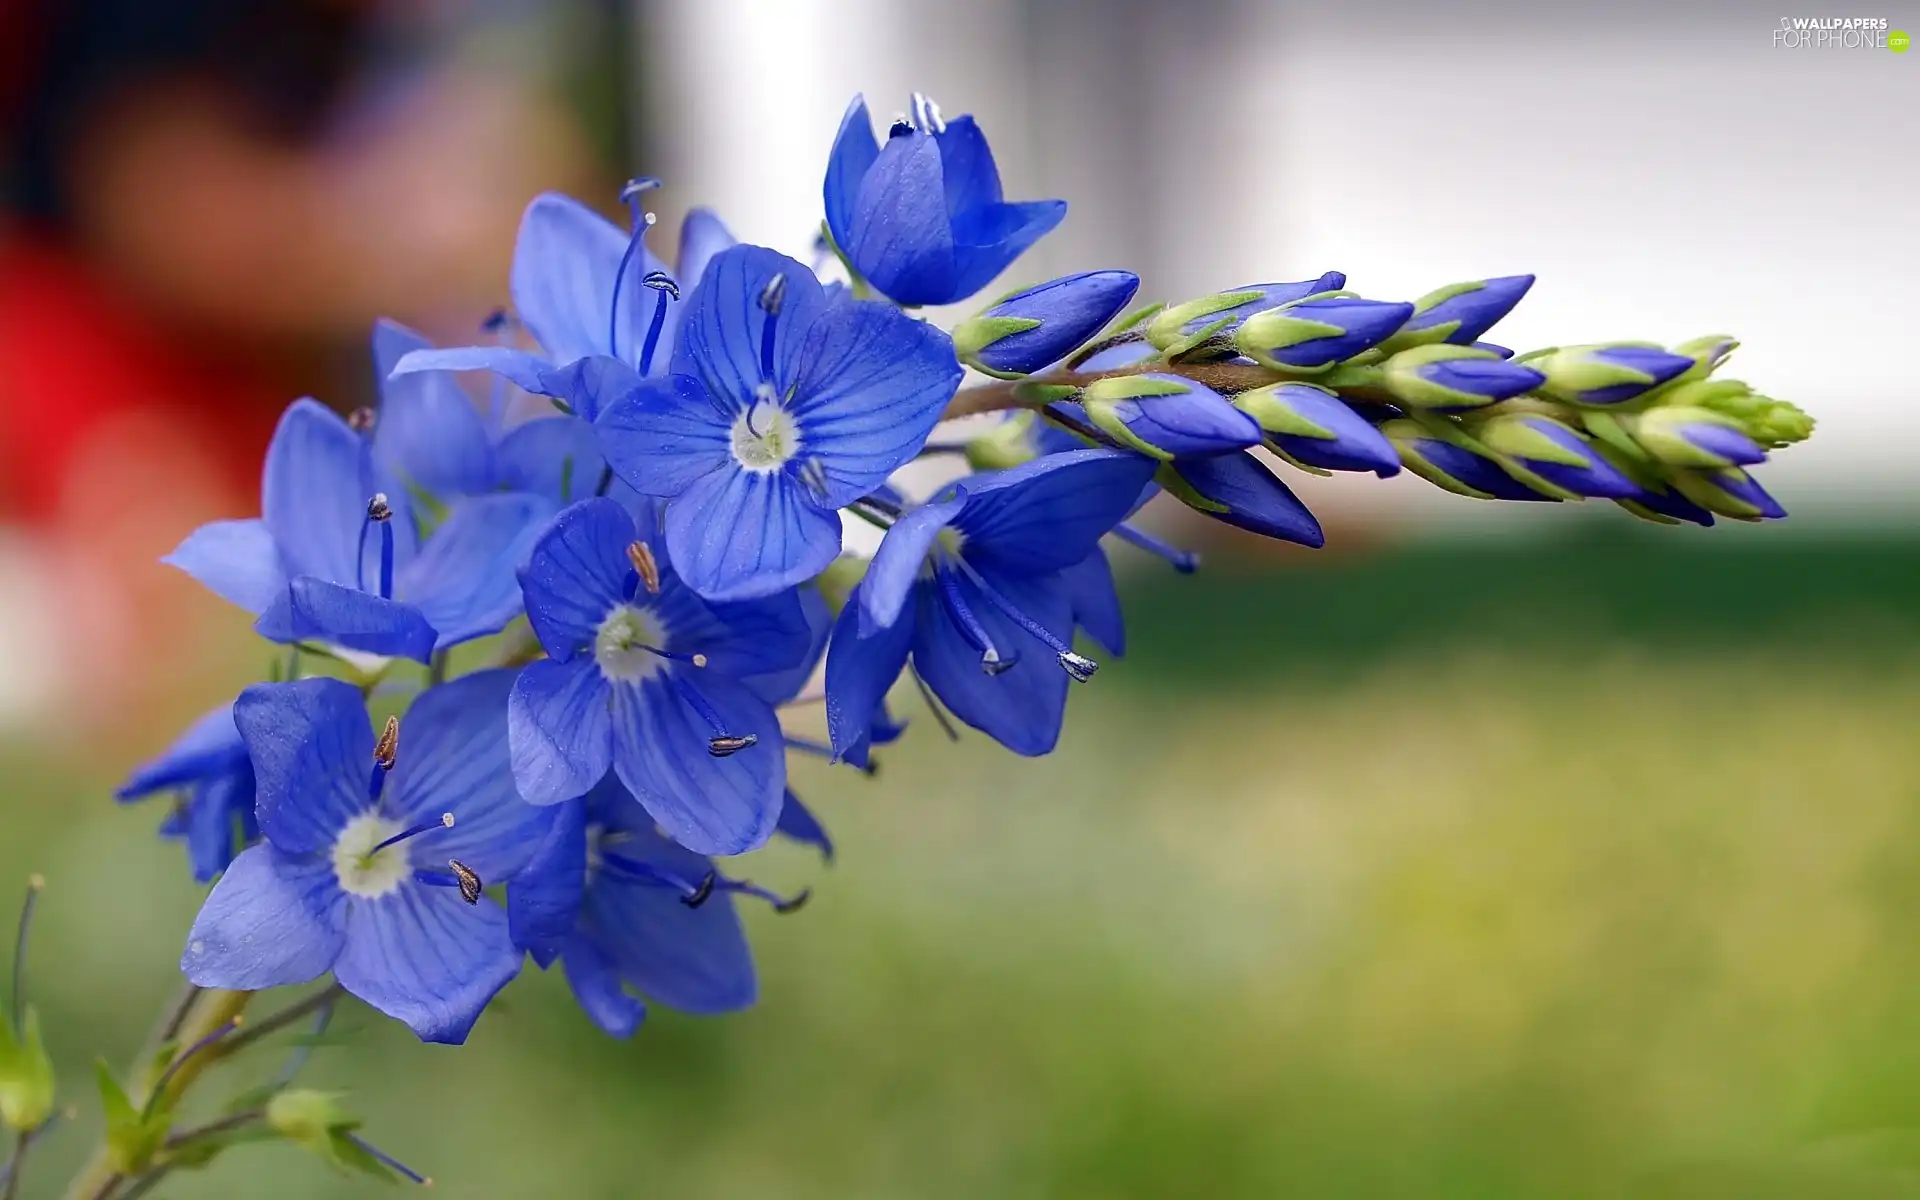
[504,777,821,1037]
[182,672,553,1044]
[388,191,737,417]
[824,93,1066,307]
[824,448,1156,758]
[165,400,552,663]
[596,244,963,601]
[116,704,256,882]
[508,497,816,855]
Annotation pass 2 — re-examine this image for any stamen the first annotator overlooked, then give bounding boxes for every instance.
[638,271,680,375]
[598,854,807,913]
[757,273,787,382]
[345,1133,431,1186]
[1112,523,1200,574]
[682,870,717,908]
[954,560,1099,682]
[368,812,454,857]
[935,567,1014,675]
[269,994,335,1089]
[626,541,662,594]
[347,407,377,434]
[909,92,946,134]
[670,677,757,757]
[373,715,400,771]
[608,177,664,365]
[12,875,43,1029]
[707,735,758,758]
[595,464,614,498]
[480,308,512,335]
[447,859,483,905]
[888,117,914,139]
[357,494,395,598]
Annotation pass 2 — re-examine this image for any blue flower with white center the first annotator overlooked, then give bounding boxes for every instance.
[504,778,820,1038]
[823,93,1067,307]
[508,497,816,855]
[182,671,553,1044]
[164,399,552,663]
[824,448,1156,759]
[116,704,256,882]
[388,188,737,417]
[595,244,964,602]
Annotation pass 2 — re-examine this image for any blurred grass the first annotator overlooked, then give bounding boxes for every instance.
[6,529,1920,1198]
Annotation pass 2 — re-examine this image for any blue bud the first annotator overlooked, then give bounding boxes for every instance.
[953,271,1141,377]
[1378,344,1546,411]
[1531,343,1697,407]
[1382,275,1535,351]
[1078,374,1260,460]
[1670,466,1787,521]
[1379,419,1554,501]
[1625,407,1767,469]
[1235,295,1416,372]
[1617,483,1717,527]
[1158,451,1325,546]
[1234,382,1399,476]
[1475,414,1642,499]
[1144,274,1346,357]
[1472,342,1515,359]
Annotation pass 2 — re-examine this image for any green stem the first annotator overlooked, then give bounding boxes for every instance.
[3,1129,26,1200]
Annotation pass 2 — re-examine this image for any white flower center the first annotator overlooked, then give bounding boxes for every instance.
[730,394,801,472]
[595,604,667,684]
[332,811,413,899]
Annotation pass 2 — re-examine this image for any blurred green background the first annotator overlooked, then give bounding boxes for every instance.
[8,525,1920,1198]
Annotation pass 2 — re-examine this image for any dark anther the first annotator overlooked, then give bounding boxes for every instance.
[681,871,717,909]
[981,649,1017,676]
[773,888,811,915]
[1059,652,1099,683]
[448,859,483,905]
[347,407,377,433]
[481,308,511,334]
[642,270,681,301]
[626,541,662,594]
[373,715,400,771]
[758,273,788,317]
[888,118,914,139]
[708,734,759,758]
[366,493,393,523]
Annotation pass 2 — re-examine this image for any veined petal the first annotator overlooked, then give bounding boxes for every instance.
[254,578,440,664]
[397,492,552,650]
[823,95,880,248]
[913,566,1070,756]
[676,208,737,299]
[118,703,245,800]
[788,301,963,505]
[954,448,1158,574]
[511,193,665,366]
[181,845,345,990]
[932,115,1005,218]
[390,669,551,882]
[163,519,286,615]
[371,319,496,500]
[518,497,634,659]
[389,345,559,398]
[583,826,756,1014]
[671,244,826,407]
[234,678,374,855]
[594,374,734,498]
[1171,452,1326,547]
[560,934,647,1037]
[495,414,605,508]
[1061,549,1124,657]
[860,491,966,632]
[263,399,382,585]
[335,884,521,1044]
[949,199,1067,301]
[664,468,842,602]
[508,658,614,806]
[508,798,587,957]
[824,585,917,761]
[775,790,833,860]
[735,584,830,705]
[610,673,784,856]
[848,134,956,307]
[185,772,251,883]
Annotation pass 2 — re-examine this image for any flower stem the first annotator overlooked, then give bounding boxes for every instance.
[941,360,1276,421]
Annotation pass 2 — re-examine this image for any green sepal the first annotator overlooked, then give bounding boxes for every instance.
[1145,290,1270,355]
[1375,279,1483,354]
[1531,342,1670,408]
[267,1089,402,1183]
[1378,343,1511,411]
[963,411,1042,472]
[952,314,1045,379]
[1379,418,1496,499]
[1670,467,1770,521]
[0,1003,55,1131]
[1623,406,1754,468]
[814,556,869,616]
[1111,302,1165,334]
[1656,380,1814,447]
[1635,334,1739,401]
[1233,383,1338,440]
[1010,381,1079,408]
[96,1059,169,1174]
[1474,413,1594,470]
[1232,308,1346,374]
[1081,375,1195,461]
[1578,410,1654,465]
[1152,462,1230,515]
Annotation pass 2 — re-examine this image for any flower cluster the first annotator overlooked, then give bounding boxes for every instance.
[3,90,1812,1193]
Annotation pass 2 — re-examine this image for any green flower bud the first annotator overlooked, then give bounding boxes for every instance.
[1529,342,1695,407]
[814,555,870,616]
[1378,344,1547,411]
[963,411,1044,472]
[1637,334,1740,397]
[0,1006,54,1131]
[1144,275,1345,357]
[266,1089,356,1152]
[1622,407,1767,469]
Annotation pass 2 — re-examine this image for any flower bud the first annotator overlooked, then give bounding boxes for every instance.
[1616,483,1717,527]
[0,1007,54,1131]
[1378,344,1546,411]
[1234,295,1415,373]
[1474,414,1642,498]
[1529,343,1695,407]
[814,555,870,616]
[1670,466,1787,521]
[1080,374,1260,460]
[1659,380,1815,448]
[1379,419,1553,501]
[1156,451,1325,546]
[1233,382,1398,475]
[1623,407,1767,469]
[267,1089,356,1151]
[1379,275,1535,353]
[1144,274,1345,357]
[963,411,1045,471]
[953,271,1141,378]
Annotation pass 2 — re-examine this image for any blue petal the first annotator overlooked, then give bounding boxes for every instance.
[824,94,881,249]
[1401,275,1534,344]
[1095,377,1260,458]
[371,320,496,500]
[1061,549,1124,657]
[389,669,552,882]
[334,883,521,1044]
[388,345,558,398]
[560,934,647,1036]
[954,448,1159,574]
[582,823,756,1013]
[737,584,831,706]
[263,399,393,585]
[949,199,1068,301]
[508,798,587,958]
[1262,385,1401,475]
[593,374,734,498]
[610,673,784,856]
[787,299,963,505]
[932,115,1004,217]
[163,519,286,615]
[535,353,646,424]
[859,491,967,632]
[495,414,605,507]
[254,578,440,663]
[775,790,834,861]
[671,244,826,407]
[511,193,665,367]
[676,208,737,292]
[184,772,251,882]
[824,582,917,760]
[1170,452,1326,547]
[181,844,345,989]
[517,497,633,658]
[913,565,1070,756]
[508,658,614,806]
[396,492,552,650]
[117,704,245,799]
[234,678,373,855]
[1511,418,1641,499]
[848,133,957,306]
[663,467,842,602]
[973,271,1140,375]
